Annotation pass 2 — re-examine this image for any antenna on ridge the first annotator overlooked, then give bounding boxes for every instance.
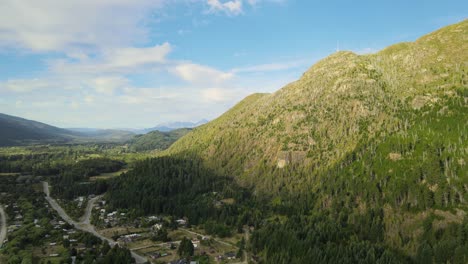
[336,41,340,52]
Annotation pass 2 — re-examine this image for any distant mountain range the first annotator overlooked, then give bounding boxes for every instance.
[0,113,80,146]
[134,119,209,134]
[126,128,192,152]
[0,113,208,146]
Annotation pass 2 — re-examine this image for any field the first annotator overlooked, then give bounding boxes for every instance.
[89,169,128,181]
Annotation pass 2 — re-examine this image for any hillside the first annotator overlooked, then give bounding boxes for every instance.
[0,113,78,146]
[0,113,135,146]
[99,20,468,262]
[137,119,208,133]
[127,128,191,152]
[166,20,467,195]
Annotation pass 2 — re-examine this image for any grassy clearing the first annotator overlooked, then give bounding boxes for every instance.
[98,226,146,238]
[89,169,128,181]
[0,173,20,176]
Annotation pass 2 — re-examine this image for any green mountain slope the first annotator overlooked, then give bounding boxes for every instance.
[0,113,136,146]
[166,20,467,195]
[127,128,191,152]
[0,113,78,146]
[107,20,467,263]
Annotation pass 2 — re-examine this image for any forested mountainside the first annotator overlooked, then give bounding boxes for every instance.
[0,113,77,146]
[126,128,191,152]
[0,113,136,146]
[166,20,467,196]
[106,20,468,263]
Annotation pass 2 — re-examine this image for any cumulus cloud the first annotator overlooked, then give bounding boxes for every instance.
[1,78,55,93]
[49,43,172,74]
[171,63,234,84]
[0,0,300,128]
[91,76,130,95]
[0,0,164,52]
[207,0,243,16]
[201,87,235,102]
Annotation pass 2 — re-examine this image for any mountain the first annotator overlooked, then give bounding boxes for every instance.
[138,119,209,133]
[0,114,135,146]
[0,113,79,146]
[166,20,467,194]
[126,128,191,152]
[106,20,467,261]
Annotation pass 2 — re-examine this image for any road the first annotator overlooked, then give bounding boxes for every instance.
[42,182,148,263]
[0,205,6,247]
[80,195,102,225]
[179,228,236,248]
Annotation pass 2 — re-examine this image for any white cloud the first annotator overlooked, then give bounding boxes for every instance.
[70,101,80,109]
[246,0,287,6]
[49,43,172,74]
[201,87,235,102]
[0,0,165,52]
[84,96,95,103]
[207,0,243,16]
[102,43,171,68]
[1,78,53,93]
[172,63,234,84]
[91,76,130,95]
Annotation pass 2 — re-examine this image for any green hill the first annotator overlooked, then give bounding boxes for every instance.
[166,20,467,195]
[0,113,135,146]
[127,128,191,152]
[0,113,78,146]
[107,20,468,263]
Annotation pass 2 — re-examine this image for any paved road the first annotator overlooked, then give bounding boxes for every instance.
[0,205,6,247]
[42,182,148,263]
[80,195,102,225]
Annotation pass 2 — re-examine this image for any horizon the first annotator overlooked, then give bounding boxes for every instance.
[0,0,466,128]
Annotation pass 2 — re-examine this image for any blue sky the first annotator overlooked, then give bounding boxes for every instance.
[0,0,466,128]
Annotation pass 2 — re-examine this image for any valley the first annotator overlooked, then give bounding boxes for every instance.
[0,19,467,264]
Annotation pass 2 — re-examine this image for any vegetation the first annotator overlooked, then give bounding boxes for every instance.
[0,20,466,264]
[117,20,465,262]
[178,237,194,258]
[127,128,191,152]
[0,113,135,146]
[0,175,135,263]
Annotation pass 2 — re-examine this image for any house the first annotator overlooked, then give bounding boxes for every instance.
[148,215,160,221]
[152,223,163,231]
[176,219,186,225]
[191,240,200,248]
[107,211,118,217]
[225,252,236,260]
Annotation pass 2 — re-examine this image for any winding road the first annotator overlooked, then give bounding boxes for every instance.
[42,182,148,263]
[0,205,6,248]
